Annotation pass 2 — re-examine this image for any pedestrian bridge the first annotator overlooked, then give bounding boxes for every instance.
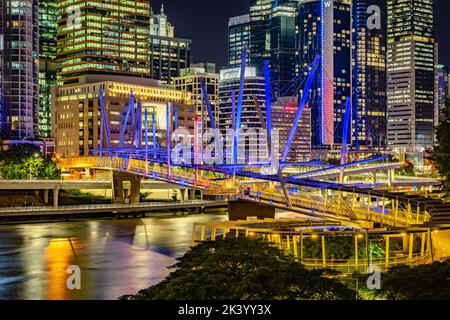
[58,156,438,229]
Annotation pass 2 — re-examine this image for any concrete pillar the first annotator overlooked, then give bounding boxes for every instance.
[43,189,49,204]
[180,189,187,201]
[354,235,359,271]
[421,233,426,255]
[408,234,414,260]
[388,169,395,187]
[192,224,197,246]
[293,236,298,258]
[300,233,303,261]
[385,236,390,268]
[129,176,141,204]
[113,172,141,204]
[402,234,409,254]
[321,236,326,268]
[53,188,59,208]
[200,225,206,241]
[123,188,130,201]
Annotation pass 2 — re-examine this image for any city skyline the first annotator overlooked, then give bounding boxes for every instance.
[152,0,450,69]
[0,0,449,305]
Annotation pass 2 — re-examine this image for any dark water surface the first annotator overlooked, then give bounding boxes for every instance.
[0,213,226,300]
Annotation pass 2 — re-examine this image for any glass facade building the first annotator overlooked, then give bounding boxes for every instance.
[248,0,298,99]
[173,66,219,128]
[249,0,274,74]
[228,14,251,69]
[296,0,352,147]
[387,0,436,151]
[56,0,152,85]
[39,0,57,138]
[269,2,297,98]
[437,64,449,123]
[352,0,387,147]
[149,6,192,84]
[0,0,40,140]
[218,67,267,163]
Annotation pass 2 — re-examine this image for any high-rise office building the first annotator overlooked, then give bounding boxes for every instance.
[249,0,274,74]
[272,96,312,161]
[149,5,192,84]
[0,0,40,140]
[228,14,251,68]
[296,0,352,147]
[247,0,298,99]
[387,0,436,151]
[352,0,387,147]
[191,63,217,74]
[437,64,449,122]
[219,67,267,163]
[173,65,219,127]
[269,1,297,98]
[39,0,57,138]
[56,0,152,85]
[53,76,191,157]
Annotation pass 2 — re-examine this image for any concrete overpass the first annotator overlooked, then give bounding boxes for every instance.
[0,200,228,219]
[0,179,202,208]
[0,180,183,190]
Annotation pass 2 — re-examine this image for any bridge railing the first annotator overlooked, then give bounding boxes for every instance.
[59,157,239,194]
[301,251,432,274]
[245,190,423,227]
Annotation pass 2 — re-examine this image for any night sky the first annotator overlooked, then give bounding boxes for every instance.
[152,0,450,69]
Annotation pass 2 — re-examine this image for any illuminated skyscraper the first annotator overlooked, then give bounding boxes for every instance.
[149,5,192,84]
[269,1,297,98]
[352,0,387,147]
[39,0,57,138]
[173,65,219,127]
[218,67,266,163]
[0,0,40,140]
[296,0,352,147]
[56,0,152,85]
[228,14,251,68]
[249,0,298,99]
[249,0,274,73]
[437,64,449,122]
[387,0,436,152]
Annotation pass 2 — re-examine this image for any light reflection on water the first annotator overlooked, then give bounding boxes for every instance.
[0,213,227,300]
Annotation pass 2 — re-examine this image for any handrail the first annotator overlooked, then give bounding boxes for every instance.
[0,200,227,214]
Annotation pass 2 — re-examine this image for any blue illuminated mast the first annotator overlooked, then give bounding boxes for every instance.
[281,55,320,162]
[339,97,352,183]
[264,60,272,159]
[200,77,223,158]
[234,46,248,165]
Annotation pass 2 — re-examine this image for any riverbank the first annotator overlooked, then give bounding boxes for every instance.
[0,202,228,225]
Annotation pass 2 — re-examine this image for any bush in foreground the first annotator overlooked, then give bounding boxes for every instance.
[121,237,355,300]
[377,260,450,300]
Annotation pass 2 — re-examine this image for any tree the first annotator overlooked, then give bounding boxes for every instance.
[374,260,450,300]
[0,143,60,180]
[434,99,450,192]
[121,238,355,300]
[0,143,41,162]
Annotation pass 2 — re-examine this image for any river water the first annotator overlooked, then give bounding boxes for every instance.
[0,213,227,300]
